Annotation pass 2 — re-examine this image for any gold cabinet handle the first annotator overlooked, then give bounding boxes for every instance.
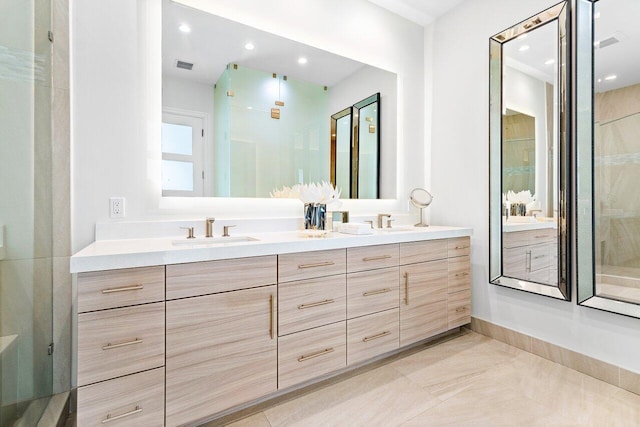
[362,331,391,342]
[454,246,469,250]
[534,235,549,238]
[269,294,275,339]
[404,272,409,305]
[526,250,532,272]
[298,347,334,362]
[298,261,334,269]
[362,288,392,297]
[102,406,142,424]
[298,299,335,310]
[455,272,470,277]
[362,255,392,262]
[101,284,144,294]
[102,338,143,351]
[456,307,468,313]
[533,255,545,260]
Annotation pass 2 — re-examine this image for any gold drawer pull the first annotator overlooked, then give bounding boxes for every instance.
[298,347,334,362]
[363,288,392,297]
[298,261,335,269]
[455,272,470,277]
[362,255,392,262]
[363,331,391,342]
[102,406,143,423]
[102,338,143,351]
[533,255,545,260]
[101,284,144,294]
[269,294,275,340]
[454,246,469,250]
[404,272,409,305]
[534,235,550,238]
[456,307,468,313]
[298,299,335,310]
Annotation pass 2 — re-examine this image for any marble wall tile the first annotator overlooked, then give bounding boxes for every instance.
[470,317,532,352]
[52,0,70,91]
[52,256,71,394]
[595,83,640,123]
[52,87,71,259]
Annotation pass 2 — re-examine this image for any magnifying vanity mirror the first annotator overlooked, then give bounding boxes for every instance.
[489,2,570,300]
[162,0,397,199]
[576,0,640,317]
[409,188,433,227]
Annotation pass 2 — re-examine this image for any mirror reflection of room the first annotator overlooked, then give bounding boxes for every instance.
[500,17,559,287]
[161,0,396,199]
[593,0,640,304]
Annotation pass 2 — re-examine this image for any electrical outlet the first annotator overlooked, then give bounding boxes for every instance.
[109,197,125,218]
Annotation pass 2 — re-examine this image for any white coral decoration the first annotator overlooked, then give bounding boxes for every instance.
[270,182,341,206]
[505,190,534,205]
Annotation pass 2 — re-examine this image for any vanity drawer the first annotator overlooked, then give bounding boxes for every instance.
[77,367,164,427]
[347,267,399,319]
[77,266,165,313]
[347,244,399,273]
[528,266,550,284]
[502,230,530,249]
[503,247,527,278]
[279,275,346,336]
[529,244,551,271]
[399,240,448,265]
[447,289,471,329]
[528,228,556,245]
[77,302,165,386]
[447,237,470,258]
[347,308,399,365]
[448,256,470,294]
[166,255,276,299]
[278,321,346,389]
[278,249,346,282]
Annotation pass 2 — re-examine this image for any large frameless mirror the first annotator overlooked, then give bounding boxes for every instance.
[577,0,640,317]
[489,2,570,300]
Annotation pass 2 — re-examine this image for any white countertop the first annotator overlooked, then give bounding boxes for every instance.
[502,220,557,233]
[70,225,472,273]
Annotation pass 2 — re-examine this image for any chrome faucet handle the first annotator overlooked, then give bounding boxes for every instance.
[180,226,195,239]
[205,217,216,238]
[222,225,236,237]
[386,219,395,229]
[364,220,374,229]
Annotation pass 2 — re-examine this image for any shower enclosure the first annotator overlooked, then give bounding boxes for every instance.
[0,0,54,425]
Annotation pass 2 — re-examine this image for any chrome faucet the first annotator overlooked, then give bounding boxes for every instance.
[205,217,215,238]
[377,214,391,229]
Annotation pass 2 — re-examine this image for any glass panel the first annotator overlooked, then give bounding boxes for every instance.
[162,122,193,155]
[358,101,378,199]
[162,160,194,191]
[1,0,54,424]
[335,114,351,197]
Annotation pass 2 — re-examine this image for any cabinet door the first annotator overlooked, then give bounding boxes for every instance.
[165,285,277,427]
[399,260,448,347]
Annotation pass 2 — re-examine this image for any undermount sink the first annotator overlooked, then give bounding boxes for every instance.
[172,236,259,246]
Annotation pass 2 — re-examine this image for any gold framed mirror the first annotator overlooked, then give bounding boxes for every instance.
[489,2,570,300]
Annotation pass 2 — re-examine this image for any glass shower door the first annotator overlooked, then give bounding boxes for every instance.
[0,0,54,425]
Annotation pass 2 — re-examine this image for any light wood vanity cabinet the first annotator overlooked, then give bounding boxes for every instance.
[76,236,471,426]
[503,229,556,284]
[76,266,166,426]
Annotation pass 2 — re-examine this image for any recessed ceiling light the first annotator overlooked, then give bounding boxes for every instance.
[297,57,308,65]
[519,45,530,52]
[517,34,527,40]
[594,12,601,19]
[244,42,255,51]
[544,59,555,65]
[604,74,617,81]
[178,24,191,33]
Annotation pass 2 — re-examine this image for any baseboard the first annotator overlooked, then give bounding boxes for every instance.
[470,316,640,396]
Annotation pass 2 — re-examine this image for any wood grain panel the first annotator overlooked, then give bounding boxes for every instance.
[347,267,399,319]
[448,289,471,329]
[77,302,165,387]
[448,256,471,294]
[399,240,448,265]
[503,247,527,279]
[278,275,346,336]
[527,228,556,245]
[278,249,346,283]
[346,244,399,273]
[166,255,276,299]
[347,308,399,365]
[447,237,470,258]
[165,286,277,427]
[77,266,164,313]
[502,231,530,249]
[77,367,165,427]
[278,321,346,390]
[529,243,551,271]
[399,260,448,347]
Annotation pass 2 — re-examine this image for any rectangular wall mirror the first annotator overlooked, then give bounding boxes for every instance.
[577,0,640,317]
[489,2,570,300]
[162,0,396,199]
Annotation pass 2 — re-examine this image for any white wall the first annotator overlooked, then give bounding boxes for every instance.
[71,0,425,251]
[428,0,640,372]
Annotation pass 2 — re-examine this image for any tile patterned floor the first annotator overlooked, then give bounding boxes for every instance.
[224,331,640,427]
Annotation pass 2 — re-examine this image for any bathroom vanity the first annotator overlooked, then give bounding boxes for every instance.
[71,226,471,426]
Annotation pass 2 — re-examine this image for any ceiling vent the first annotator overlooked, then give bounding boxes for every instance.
[176,60,193,70]
[595,36,619,49]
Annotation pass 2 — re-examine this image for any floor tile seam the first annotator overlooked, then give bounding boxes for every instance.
[259,411,275,427]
